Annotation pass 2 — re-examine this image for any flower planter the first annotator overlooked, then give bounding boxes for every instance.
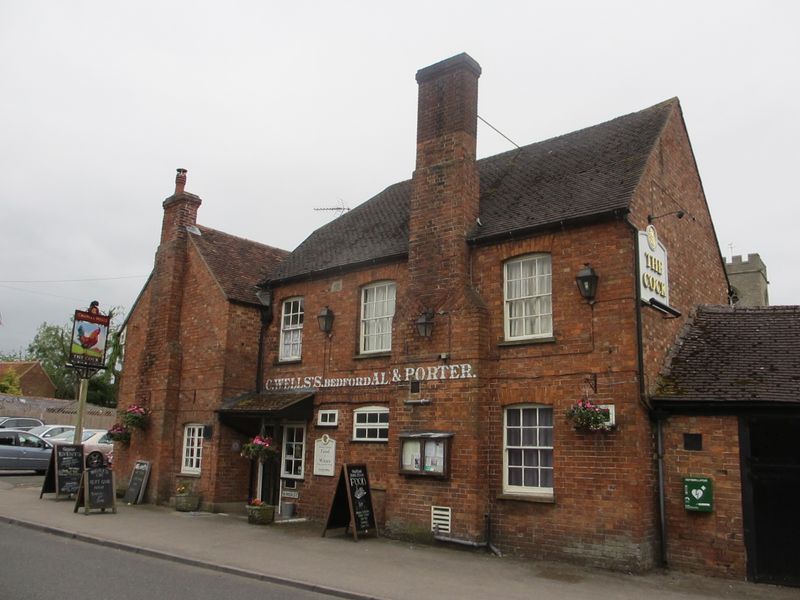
[247,504,275,525]
[175,494,201,512]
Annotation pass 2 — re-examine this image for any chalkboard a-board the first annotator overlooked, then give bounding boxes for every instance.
[123,460,150,505]
[322,463,377,541]
[74,467,116,514]
[40,444,84,499]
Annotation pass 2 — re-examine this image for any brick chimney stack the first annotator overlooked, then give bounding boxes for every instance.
[161,168,201,244]
[409,53,482,308]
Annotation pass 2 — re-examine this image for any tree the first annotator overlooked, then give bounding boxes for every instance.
[0,369,22,395]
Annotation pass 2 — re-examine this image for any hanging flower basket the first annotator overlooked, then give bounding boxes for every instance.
[246,499,275,524]
[240,435,279,462]
[565,399,613,432]
[107,423,131,444]
[121,404,150,430]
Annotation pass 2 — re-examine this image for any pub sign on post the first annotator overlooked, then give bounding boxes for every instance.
[69,304,110,369]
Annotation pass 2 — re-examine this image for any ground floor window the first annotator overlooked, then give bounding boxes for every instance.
[181,423,204,474]
[353,406,389,441]
[503,405,553,495]
[281,424,305,479]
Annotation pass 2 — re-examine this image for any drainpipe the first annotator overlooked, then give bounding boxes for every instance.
[656,413,668,565]
[433,514,502,556]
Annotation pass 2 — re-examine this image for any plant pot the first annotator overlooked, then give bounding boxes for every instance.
[175,494,201,512]
[247,504,275,525]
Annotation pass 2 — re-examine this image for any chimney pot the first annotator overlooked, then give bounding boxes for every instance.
[175,168,188,195]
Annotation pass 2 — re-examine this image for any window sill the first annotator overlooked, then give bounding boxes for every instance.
[497,492,555,504]
[274,358,302,366]
[178,472,201,478]
[351,439,389,444]
[498,336,556,347]
[399,470,448,479]
[353,352,392,360]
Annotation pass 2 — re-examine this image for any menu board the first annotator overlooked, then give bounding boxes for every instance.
[40,444,84,499]
[322,463,377,541]
[123,460,150,505]
[74,467,116,514]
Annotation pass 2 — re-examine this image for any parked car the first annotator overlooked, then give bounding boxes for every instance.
[0,416,45,431]
[27,424,75,439]
[50,429,114,466]
[0,429,52,473]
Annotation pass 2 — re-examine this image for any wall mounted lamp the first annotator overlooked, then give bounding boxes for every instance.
[575,264,599,303]
[416,310,435,338]
[255,287,273,324]
[317,306,335,334]
[647,210,684,224]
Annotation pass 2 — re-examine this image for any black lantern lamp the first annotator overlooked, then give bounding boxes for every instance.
[255,287,273,324]
[575,264,599,303]
[416,310,435,338]
[317,306,335,334]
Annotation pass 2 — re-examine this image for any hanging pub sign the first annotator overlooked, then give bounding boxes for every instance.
[322,463,377,541]
[68,302,110,369]
[638,225,671,308]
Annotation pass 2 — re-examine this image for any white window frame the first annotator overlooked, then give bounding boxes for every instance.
[279,297,304,361]
[502,405,553,496]
[352,406,389,442]
[360,281,396,354]
[281,423,306,479]
[181,423,204,475]
[503,254,552,340]
[317,409,339,427]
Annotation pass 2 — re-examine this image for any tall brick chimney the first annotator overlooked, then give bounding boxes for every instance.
[160,168,201,244]
[408,53,482,308]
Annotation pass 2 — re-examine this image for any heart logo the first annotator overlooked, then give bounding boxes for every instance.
[691,489,703,500]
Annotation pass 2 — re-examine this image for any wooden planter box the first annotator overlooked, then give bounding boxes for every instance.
[174,494,201,512]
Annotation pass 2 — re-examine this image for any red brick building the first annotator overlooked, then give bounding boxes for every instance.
[0,361,56,397]
[117,53,760,575]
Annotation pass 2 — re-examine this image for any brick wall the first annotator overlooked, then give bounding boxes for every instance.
[661,415,746,578]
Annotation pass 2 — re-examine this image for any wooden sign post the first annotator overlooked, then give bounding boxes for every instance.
[40,444,83,500]
[322,463,377,541]
[74,467,117,514]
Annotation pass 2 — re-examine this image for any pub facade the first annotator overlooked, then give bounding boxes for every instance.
[116,53,734,573]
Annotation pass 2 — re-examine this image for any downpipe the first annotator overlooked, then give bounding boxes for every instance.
[433,514,502,557]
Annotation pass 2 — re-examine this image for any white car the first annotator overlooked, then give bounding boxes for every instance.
[27,424,75,439]
[50,429,114,466]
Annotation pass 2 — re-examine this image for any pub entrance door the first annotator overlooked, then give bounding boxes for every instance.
[741,415,800,587]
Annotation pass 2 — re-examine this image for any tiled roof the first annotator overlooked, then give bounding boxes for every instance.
[653,305,800,407]
[270,99,676,282]
[190,226,289,305]
[0,361,37,378]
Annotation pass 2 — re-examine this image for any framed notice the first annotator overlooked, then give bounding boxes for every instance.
[313,434,336,476]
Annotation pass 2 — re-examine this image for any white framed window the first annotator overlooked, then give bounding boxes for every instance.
[504,254,552,340]
[353,406,389,442]
[317,409,339,427]
[281,423,306,479]
[360,281,396,354]
[279,297,304,361]
[181,424,204,474]
[503,405,553,496]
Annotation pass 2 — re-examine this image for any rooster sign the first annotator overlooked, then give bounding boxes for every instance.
[69,303,110,369]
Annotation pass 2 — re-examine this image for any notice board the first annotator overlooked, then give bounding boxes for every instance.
[123,460,150,505]
[322,463,377,541]
[40,444,84,499]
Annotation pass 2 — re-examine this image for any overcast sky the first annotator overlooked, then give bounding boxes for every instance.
[1,1,798,354]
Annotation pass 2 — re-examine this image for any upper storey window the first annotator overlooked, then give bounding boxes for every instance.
[360,282,396,354]
[279,297,304,361]
[504,254,552,340]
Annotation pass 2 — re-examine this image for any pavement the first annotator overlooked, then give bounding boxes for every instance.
[1,474,797,600]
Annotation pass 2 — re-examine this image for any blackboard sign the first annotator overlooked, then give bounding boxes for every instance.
[322,463,377,541]
[74,467,116,514]
[123,460,150,505]
[40,444,83,499]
